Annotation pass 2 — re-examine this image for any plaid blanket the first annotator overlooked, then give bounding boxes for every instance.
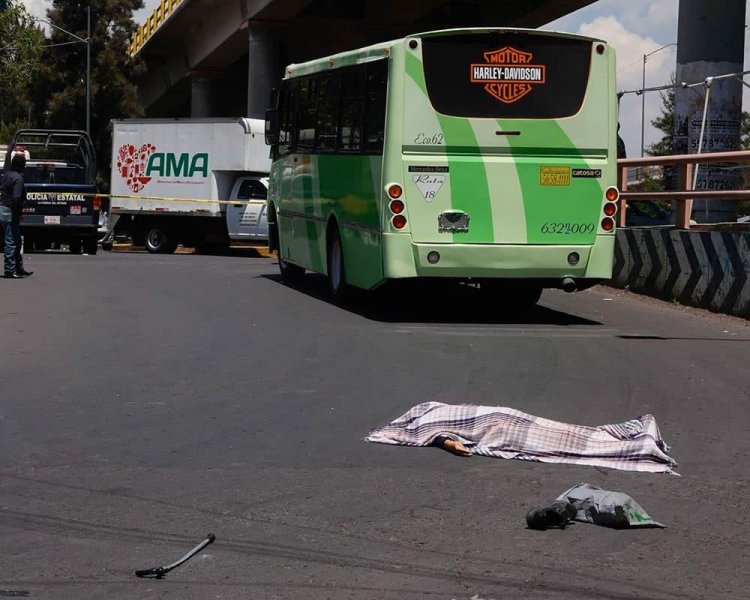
[366,402,678,474]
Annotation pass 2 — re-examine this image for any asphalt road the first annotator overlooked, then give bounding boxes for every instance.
[1,249,748,600]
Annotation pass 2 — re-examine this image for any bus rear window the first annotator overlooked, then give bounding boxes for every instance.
[421,33,593,119]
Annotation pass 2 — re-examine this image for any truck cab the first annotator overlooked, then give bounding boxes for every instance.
[225,176,269,241]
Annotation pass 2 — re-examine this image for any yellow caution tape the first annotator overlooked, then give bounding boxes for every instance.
[30,191,265,207]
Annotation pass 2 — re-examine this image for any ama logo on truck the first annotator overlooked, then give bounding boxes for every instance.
[117,143,209,193]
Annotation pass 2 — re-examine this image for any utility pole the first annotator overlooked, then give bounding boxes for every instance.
[641,43,677,157]
[86,5,91,136]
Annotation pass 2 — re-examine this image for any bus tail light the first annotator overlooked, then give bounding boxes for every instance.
[92,195,101,211]
[603,202,617,217]
[605,187,619,202]
[389,199,404,214]
[601,217,615,232]
[392,214,407,230]
[387,183,403,199]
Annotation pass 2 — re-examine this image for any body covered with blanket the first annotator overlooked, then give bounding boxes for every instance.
[366,402,678,474]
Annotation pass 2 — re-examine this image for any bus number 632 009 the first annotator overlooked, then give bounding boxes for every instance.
[540,222,596,234]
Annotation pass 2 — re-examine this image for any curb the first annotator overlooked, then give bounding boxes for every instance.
[110,244,273,258]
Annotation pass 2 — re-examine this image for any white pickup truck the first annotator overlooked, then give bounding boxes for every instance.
[107,118,271,253]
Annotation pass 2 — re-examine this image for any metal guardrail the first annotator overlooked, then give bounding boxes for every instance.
[129,0,184,57]
[617,150,750,229]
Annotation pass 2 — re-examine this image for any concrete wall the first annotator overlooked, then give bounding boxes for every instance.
[610,228,750,319]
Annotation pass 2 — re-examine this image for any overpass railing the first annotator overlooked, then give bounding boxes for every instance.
[617,150,750,229]
[130,0,184,57]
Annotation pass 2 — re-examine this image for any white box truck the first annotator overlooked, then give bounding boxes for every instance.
[107,118,271,253]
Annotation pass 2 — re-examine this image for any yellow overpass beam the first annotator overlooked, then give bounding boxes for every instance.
[130,0,184,57]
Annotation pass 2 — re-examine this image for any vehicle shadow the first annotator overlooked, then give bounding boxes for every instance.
[263,272,601,326]
[618,334,750,342]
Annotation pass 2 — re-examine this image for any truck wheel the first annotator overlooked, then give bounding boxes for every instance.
[145,227,174,254]
[69,240,83,254]
[83,238,98,255]
[327,227,348,301]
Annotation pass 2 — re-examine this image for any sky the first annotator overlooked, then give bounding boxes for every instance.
[19,0,750,157]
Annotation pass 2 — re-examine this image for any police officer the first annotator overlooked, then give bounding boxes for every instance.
[0,153,33,278]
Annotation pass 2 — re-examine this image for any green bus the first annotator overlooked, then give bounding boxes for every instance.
[264,28,619,307]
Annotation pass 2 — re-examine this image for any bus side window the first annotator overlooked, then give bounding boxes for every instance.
[316,74,341,153]
[364,61,387,154]
[278,82,297,156]
[340,67,365,152]
[298,78,318,152]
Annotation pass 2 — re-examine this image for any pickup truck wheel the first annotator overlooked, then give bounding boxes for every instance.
[145,227,173,254]
[83,238,98,255]
[69,240,83,254]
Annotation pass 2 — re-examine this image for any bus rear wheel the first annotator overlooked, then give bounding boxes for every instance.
[327,228,348,301]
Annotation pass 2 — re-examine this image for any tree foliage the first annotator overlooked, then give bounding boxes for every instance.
[0,0,43,136]
[28,0,144,188]
[741,111,750,150]
[645,76,676,157]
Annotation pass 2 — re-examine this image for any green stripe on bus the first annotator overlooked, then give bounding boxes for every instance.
[499,119,603,245]
[300,155,324,272]
[406,52,494,243]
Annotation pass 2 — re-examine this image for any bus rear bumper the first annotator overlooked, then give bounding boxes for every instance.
[382,234,615,281]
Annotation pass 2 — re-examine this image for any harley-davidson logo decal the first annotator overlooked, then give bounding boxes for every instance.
[470,47,546,104]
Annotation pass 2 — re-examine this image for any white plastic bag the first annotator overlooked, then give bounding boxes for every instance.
[556,483,665,528]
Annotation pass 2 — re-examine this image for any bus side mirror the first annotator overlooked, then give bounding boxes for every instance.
[265,109,279,146]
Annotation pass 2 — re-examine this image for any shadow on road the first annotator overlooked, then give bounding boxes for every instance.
[263,272,601,326]
[618,334,750,342]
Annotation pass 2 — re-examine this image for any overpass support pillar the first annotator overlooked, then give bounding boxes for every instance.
[675,0,746,223]
[247,26,282,119]
[191,71,223,118]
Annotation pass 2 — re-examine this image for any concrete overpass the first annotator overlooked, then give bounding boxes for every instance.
[132,0,597,119]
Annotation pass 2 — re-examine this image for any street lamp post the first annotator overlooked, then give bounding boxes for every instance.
[86,6,90,136]
[641,42,677,157]
[35,7,91,135]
